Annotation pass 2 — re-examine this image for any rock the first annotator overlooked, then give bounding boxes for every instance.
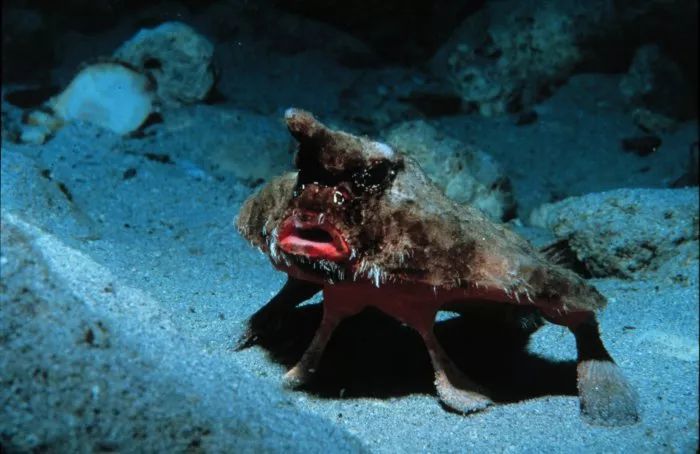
[48,62,154,135]
[0,211,365,452]
[113,21,215,107]
[18,123,53,145]
[435,0,698,119]
[10,63,155,144]
[1,87,28,143]
[529,188,699,279]
[385,120,515,220]
[8,21,216,143]
[436,0,613,116]
[619,45,691,133]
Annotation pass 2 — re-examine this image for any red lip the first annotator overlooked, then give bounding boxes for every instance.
[278,213,351,262]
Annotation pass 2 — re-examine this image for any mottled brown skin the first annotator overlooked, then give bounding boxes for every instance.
[236,108,639,425]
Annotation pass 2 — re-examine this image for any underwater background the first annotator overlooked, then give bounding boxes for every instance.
[1,0,698,452]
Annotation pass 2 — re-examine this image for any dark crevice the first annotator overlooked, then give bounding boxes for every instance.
[4,86,60,109]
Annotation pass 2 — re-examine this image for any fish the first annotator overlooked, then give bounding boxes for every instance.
[235,108,639,426]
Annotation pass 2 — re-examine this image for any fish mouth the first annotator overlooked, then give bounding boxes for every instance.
[278,213,351,262]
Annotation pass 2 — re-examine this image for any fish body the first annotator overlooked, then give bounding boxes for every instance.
[236,109,639,426]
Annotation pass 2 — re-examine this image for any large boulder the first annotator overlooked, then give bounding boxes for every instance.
[530,188,699,280]
[434,0,698,119]
[113,21,215,107]
[434,0,613,116]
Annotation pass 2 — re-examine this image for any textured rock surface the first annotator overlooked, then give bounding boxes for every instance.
[0,211,365,452]
[436,0,613,116]
[48,62,155,135]
[530,188,699,279]
[385,120,515,220]
[435,0,697,120]
[113,21,214,107]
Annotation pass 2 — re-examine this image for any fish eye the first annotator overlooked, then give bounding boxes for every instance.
[332,187,352,205]
[351,161,391,193]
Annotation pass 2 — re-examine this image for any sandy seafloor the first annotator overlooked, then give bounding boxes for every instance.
[1,9,699,454]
